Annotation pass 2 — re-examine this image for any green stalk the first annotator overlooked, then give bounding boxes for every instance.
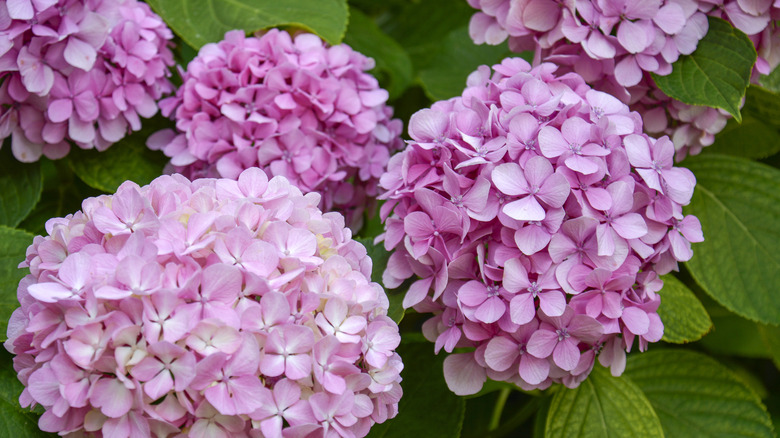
[488,387,512,431]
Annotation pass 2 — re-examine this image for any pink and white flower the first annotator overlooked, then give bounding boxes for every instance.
[0,0,175,161]
[6,167,402,437]
[379,59,701,394]
[149,29,403,230]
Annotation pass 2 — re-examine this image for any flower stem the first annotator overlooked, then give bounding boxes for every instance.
[482,395,546,438]
[489,387,512,431]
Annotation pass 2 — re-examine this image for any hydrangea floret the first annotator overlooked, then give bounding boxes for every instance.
[468,0,780,159]
[5,167,403,437]
[0,0,175,162]
[148,29,404,230]
[379,58,702,395]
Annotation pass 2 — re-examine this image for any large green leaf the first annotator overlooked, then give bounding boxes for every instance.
[67,118,170,193]
[17,161,103,236]
[380,0,476,53]
[344,8,413,100]
[683,154,780,324]
[708,116,780,159]
[700,312,772,359]
[0,350,52,437]
[625,350,774,438]
[145,0,348,48]
[0,226,33,340]
[365,342,465,438]
[697,293,772,358]
[657,274,712,343]
[757,324,780,370]
[418,26,516,101]
[708,86,780,159]
[741,85,780,128]
[545,366,664,438]
[653,17,756,122]
[759,64,780,93]
[0,146,42,227]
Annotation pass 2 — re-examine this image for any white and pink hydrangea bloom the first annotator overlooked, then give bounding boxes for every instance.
[380,59,702,395]
[468,0,780,159]
[148,29,404,230]
[0,0,175,162]
[5,167,403,437]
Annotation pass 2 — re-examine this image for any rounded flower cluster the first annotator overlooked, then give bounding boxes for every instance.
[149,29,404,230]
[5,167,403,437]
[379,59,702,395]
[0,0,175,162]
[468,0,780,158]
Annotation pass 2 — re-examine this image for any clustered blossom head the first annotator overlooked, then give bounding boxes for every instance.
[6,167,403,437]
[468,0,780,159]
[379,59,702,395]
[149,29,403,230]
[0,0,175,162]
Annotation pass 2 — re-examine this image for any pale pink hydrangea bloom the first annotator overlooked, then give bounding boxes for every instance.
[148,29,403,231]
[6,167,402,437]
[379,59,702,395]
[0,0,175,162]
[468,0,780,159]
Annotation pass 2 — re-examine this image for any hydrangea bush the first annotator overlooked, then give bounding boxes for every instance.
[379,58,702,393]
[148,29,403,230]
[0,0,175,162]
[468,0,780,158]
[4,167,402,437]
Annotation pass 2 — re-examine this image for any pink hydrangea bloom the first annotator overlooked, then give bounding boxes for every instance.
[468,0,780,159]
[6,167,402,437]
[380,59,702,395]
[148,29,403,230]
[0,0,175,162]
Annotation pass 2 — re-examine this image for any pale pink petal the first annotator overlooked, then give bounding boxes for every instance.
[503,195,546,221]
[443,353,486,395]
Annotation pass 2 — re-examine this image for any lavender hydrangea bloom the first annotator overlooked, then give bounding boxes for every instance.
[6,167,403,437]
[148,29,404,231]
[0,0,175,162]
[468,0,780,159]
[380,59,702,395]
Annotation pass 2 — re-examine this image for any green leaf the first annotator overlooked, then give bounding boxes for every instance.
[67,118,171,193]
[699,311,771,359]
[418,26,516,101]
[759,65,780,93]
[0,350,53,437]
[742,85,780,127]
[0,226,33,341]
[365,341,465,438]
[355,238,404,323]
[757,324,780,370]
[708,85,780,160]
[625,349,775,438]
[145,0,348,48]
[0,145,42,227]
[343,8,413,99]
[17,161,103,236]
[533,395,552,438]
[380,0,476,51]
[707,116,780,159]
[460,392,501,437]
[653,17,756,122]
[683,154,780,324]
[545,366,664,438]
[657,274,712,343]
